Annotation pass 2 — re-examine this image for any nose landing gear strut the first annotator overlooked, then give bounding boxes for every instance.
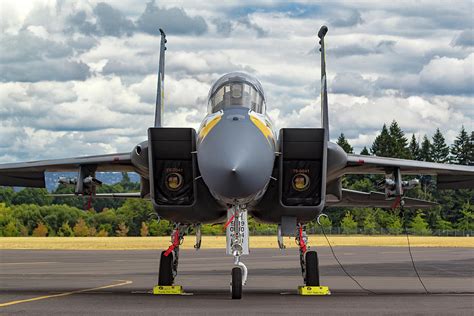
[226,205,249,299]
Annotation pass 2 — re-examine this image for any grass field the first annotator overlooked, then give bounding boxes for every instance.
[1,236,472,250]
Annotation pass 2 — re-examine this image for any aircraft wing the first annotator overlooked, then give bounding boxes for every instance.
[341,154,474,189]
[326,189,437,209]
[0,153,133,188]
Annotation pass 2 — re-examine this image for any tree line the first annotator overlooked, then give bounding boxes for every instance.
[334,123,473,234]
[0,122,472,237]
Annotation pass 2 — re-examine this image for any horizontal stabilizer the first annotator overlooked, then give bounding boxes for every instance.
[437,174,474,189]
[0,172,45,188]
[326,189,437,209]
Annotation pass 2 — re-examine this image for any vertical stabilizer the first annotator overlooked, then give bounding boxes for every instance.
[154,29,167,127]
[318,26,329,141]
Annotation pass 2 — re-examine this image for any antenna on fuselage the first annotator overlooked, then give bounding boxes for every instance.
[154,28,167,127]
[318,25,329,141]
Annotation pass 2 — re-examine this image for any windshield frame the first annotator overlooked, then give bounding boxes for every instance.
[208,80,265,114]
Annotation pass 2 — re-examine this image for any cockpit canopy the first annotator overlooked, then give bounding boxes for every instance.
[208,72,266,114]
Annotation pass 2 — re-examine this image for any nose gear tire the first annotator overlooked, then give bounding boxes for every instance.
[231,267,243,299]
[305,251,320,286]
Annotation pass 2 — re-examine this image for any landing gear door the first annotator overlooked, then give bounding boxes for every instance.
[148,128,196,206]
[226,210,249,255]
[279,128,327,210]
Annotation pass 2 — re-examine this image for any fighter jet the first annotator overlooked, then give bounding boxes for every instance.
[1,26,473,299]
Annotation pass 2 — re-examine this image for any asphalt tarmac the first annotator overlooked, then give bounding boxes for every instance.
[1,247,473,315]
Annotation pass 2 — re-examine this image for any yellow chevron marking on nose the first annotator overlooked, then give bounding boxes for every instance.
[198,116,222,140]
[250,115,274,143]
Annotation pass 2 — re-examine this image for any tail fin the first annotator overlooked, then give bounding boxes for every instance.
[318,26,329,141]
[154,28,167,127]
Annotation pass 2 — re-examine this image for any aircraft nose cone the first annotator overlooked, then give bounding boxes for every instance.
[197,110,275,201]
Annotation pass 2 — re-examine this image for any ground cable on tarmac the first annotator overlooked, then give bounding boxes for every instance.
[318,223,377,295]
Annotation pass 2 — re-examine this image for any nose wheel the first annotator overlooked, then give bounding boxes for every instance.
[231,267,243,299]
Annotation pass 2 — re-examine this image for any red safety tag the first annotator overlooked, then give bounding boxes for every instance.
[164,229,180,257]
[223,214,235,229]
[391,196,401,209]
[299,226,307,254]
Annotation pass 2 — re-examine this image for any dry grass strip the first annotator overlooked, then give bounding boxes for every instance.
[1,236,472,250]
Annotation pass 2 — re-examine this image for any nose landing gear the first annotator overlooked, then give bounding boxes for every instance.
[226,205,249,299]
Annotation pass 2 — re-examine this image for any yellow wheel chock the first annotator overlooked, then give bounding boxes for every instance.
[298,285,331,296]
[153,285,184,295]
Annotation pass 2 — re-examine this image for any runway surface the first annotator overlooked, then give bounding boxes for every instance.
[1,246,473,315]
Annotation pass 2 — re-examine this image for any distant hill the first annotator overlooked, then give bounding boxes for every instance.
[45,172,140,192]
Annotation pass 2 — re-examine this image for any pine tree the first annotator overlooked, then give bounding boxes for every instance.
[456,202,474,230]
[363,212,377,235]
[88,226,97,236]
[409,134,420,160]
[58,222,74,237]
[73,218,90,237]
[337,133,353,154]
[431,128,450,163]
[388,121,410,158]
[450,126,472,165]
[97,229,109,237]
[341,212,358,234]
[360,146,370,155]
[419,135,433,162]
[318,216,332,231]
[116,222,129,237]
[434,216,453,230]
[409,213,431,235]
[4,221,20,237]
[371,124,391,157]
[140,222,149,237]
[387,216,402,235]
[32,222,48,237]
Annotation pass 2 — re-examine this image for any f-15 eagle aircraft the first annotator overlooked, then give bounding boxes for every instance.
[1,26,473,299]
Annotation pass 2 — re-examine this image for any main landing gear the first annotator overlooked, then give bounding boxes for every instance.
[155,223,202,295]
[296,224,320,286]
[156,219,327,297]
[294,223,330,295]
[158,224,186,286]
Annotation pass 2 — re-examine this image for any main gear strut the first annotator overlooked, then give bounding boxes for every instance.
[158,223,187,286]
[296,223,320,286]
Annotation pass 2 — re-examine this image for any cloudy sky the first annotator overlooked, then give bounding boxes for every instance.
[0,0,472,163]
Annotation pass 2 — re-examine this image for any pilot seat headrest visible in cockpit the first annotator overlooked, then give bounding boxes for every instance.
[207,72,266,114]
